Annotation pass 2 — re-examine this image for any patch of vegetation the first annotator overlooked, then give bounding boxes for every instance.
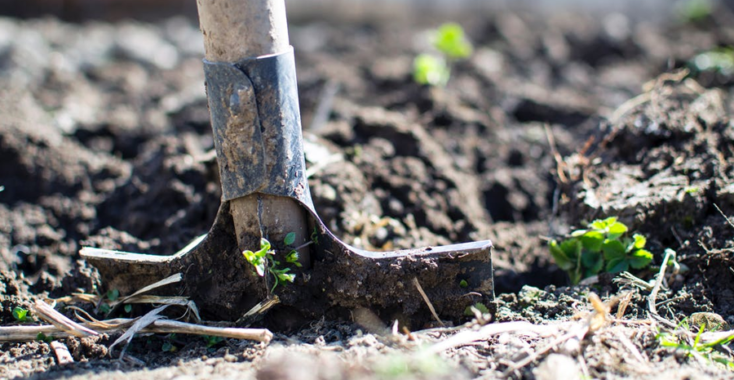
[98,288,121,315]
[242,237,298,293]
[657,321,734,369]
[463,302,489,317]
[36,332,53,343]
[549,217,653,284]
[413,23,473,87]
[12,307,28,323]
[413,54,450,87]
[203,335,223,349]
[677,0,713,23]
[688,47,734,76]
[373,352,452,378]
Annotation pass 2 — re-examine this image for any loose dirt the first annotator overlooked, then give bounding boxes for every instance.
[3,5,734,380]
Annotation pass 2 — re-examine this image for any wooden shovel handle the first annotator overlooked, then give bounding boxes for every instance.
[196,0,290,61]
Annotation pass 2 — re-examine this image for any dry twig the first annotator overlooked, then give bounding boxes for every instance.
[32,300,98,338]
[412,277,444,327]
[0,317,273,343]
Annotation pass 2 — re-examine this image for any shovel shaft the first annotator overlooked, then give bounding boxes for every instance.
[196,0,290,60]
[196,0,310,262]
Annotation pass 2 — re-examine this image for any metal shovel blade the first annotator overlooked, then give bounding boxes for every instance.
[82,199,492,322]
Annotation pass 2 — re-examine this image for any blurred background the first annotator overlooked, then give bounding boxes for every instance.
[0,0,725,22]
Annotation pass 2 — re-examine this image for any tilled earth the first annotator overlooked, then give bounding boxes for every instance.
[3,5,734,380]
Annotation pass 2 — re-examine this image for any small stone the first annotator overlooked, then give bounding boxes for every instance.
[533,354,581,380]
[690,312,729,331]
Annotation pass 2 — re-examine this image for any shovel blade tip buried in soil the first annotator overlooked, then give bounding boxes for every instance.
[81,200,493,323]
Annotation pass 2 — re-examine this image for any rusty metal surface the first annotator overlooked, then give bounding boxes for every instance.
[204,48,313,208]
[82,199,493,322]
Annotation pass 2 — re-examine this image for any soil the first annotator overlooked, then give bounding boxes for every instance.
[3,4,734,380]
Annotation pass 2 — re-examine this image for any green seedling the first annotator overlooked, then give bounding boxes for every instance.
[688,47,734,76]
[283,232,296,246]
[161,341,176,353]
[311,227,319,245]
[459,279,468,288]
[203,335,223,349]
[463,302,489,317]
[37,332,54,343]
[242,237,297,292]
[657,322,734,369]
[413,23,473,87]
[107,288,120,301]
[549,217,653,284]
[12,307,28,323]
[677,0,713,23]
[433,23,473,60]
[413,54,450,87]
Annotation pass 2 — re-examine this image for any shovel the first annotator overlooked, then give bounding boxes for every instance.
[81,0,493,324]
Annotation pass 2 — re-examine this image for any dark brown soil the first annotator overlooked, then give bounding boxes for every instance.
[3,4,734,379]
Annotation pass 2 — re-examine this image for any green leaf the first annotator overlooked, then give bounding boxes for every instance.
[590,220,606,230]
[284,232,296,246]
[459,279,468,288]
[12,307,28,322]
[629,249,653,269]
[606,257,629,273]
[570,229,587,237]
[602,239,625,260]
[607,222,628,239]
[260,238,271,252]
[107,289,120,301]
[581,250,604,274]
[568,271,582,285]
[591,217,617,230]
[37,332,53,343]
[413,54,450,86]
[560,239,582,260]
[549,241,574,270]
[276,271,295,283]
[286,250,299,264]
[433,23,473,59]
[633,234,646,249]
[162,341,175,352]
[124,304,133,313]
[580,231,604,251]
[203,335,223,348]
[99,304,111,315]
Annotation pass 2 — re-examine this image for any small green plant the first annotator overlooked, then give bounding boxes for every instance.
[657,322,734,369]
[677,0,713,23]
[413,23,473,86]
[689,47,734,76]
[459,279,468,288]
[37,332,53,343]
[242,237,297,292]
[413,54,450,87]
[311,227,319,245]
[107,288,120,301]
[463,302,489,317]
[549,217,653,284]
[161,341,176,353]
[203,335,224,349]
[12,307,28,323]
